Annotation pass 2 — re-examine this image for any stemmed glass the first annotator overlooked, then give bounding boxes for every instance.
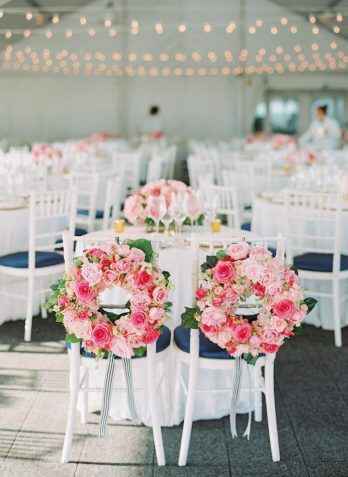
[169,193,187,234]
[202,191,219,230]
[183,191,202,232]
[148,195,167,233]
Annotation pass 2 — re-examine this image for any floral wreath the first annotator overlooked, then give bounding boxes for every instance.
[124,179,203,226]
[182,242,316,364]
[48,239,172,359]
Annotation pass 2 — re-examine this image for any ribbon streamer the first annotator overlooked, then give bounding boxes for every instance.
[122,358,140,423]
[99,352,116,437]
[230,357,253,439]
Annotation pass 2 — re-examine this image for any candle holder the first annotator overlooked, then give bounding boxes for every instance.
[113,219,125,234]
[210,218,221,233]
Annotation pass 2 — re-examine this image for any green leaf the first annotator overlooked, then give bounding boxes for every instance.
[145,217,155,226]
[164,301,172,312]
[181,306,199,329]
[302,297,318,314]
[243,353,258,366]
[196,213,205,226]
[65,333,81,344]
[55,312,64,324]
[162,270,170,286]
[134,346,147,357]
[201,255,218,273]
[216,249,227,259]
[294,325,304,336]
[128,238,154,263]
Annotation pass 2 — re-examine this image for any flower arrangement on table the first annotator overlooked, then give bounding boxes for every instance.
[32,143,62,161]
[47,239,172,358]
[182,242,316,364]
[272,134,296,150]
[124,180,204,228]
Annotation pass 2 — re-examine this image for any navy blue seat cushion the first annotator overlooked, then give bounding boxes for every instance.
[0,251,64,269]
[75,227,88,236]
[69,325,171,359]
[241,222,251,231]
[77,208,104,219]
[174,325,232,359]
[293,252,348,273]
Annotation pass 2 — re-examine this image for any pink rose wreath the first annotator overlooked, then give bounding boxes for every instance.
[48,239,172,358]
[182,241,316,364]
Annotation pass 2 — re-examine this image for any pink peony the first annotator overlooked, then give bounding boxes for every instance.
[228,242,250,261]
[131,292,152,307]
[115,259,131,273]
[273,299,296,320]
[201,306,227,326]
[91,321,113,349]
[128,248,146,263]
[152,286,168,304]
[233,323,252,343]
[74,281,95,304]
[213,261,235,284]
[81,263,102,286]
[111,335,134,359]
[149,307,165,323]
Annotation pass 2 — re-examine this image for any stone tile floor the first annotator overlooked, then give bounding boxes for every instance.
[0,317,348,476]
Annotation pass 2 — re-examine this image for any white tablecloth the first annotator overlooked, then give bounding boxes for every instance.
[252,197,348,330]
[76,229,256,426]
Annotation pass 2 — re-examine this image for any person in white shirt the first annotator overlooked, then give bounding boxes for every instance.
[142,105,163,136]
[300,105,341,150]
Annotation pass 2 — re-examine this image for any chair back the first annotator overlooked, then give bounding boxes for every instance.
[69,172,99,232]
[187,155,215,189]
[284,191,343,273]
[28,189,76,270]
[147,156,164,183]
[201,185,241,229]
[102,177,122,230]
[114,153,142,192]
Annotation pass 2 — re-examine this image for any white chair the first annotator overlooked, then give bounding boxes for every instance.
[187,155,215,189]
[147,156,164,183]
[285,190,347,347]
[200,185,241,229]
[61,232,170,466]
[70,171,99,233]
[114,153,142,192]
[0,189,76,341]
[175,236,284,465]
[101,177,122,230]
[163,146,177,179]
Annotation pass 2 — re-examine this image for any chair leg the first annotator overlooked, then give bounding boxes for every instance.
[254,361,263,422]
[333,279,342,347]
[24,275,34,342]
[178,334,199,466]
[80,368,89,425]
[147,343,165,466]
[61,343,81,464]
[264,355,280,462]
[172,360,182,426]
[40,294,47,319]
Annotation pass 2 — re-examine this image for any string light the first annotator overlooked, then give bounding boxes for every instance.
[255,19,263,27]
[290,25,298,34]
[109,28,117,37]
[226,22,236,33]
[203,23,212,32]
[104,19,112,28]
[23,30,31,38]
[336,13,343,23]
[5,31,12,39]
[155,23,164,34]
[25,11,33,21]
[333,25,340,34]
[249,26,256,34]
[65,29,73,38]
[309,15,316,24]
[0,11,4,19]
[280,17,288,26]
[88,28,96,37]
[312,26,319,34]
[80,16,87,25]
[52,14,60,24]
[271,26,278,34]
[178,23,186,32]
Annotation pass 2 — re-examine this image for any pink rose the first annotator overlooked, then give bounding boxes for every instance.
[249,246,270,259]
[253,282,266,298]
[128,248,145,263]
[152,286,168,304]
[201,306,227,326]
[115,259,131,273]
[104,270,117,284]
[131,309,147,326]
[124,195,143,224]
[131,292,152,307]
[135,270,153,288]
[228,242,250,261]
[91,321,113,348]
[70,319,92,340]
[273,317,287,333]
[273,299,296,320]
[111,335,134,359]
[78,310,91,320]
[143,326,160,344]
[74,281,95,304]
[81,263,102,286]
[117,244,130,257]
[149,307,165,323]
[58,295,69,309]
[261,342,279,354]
[213,261,235,284]
[233,323,252,343]
[243,260,264,282]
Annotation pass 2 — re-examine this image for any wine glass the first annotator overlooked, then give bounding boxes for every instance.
[183,191,202,232]
[148,195,167,233]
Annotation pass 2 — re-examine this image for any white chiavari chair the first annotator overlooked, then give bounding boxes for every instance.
[200,185,241,229]
[187,155,215,189]
[285,190,348,347]
[147,156,164,183]
[175,235,284,465]
[0,189,76,341]
[69,171,99,233]
[61,232,171,466]
[113,152,142,192]
[101,177,122,230]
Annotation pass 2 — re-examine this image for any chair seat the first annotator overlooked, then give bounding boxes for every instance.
[174,325,232,359]
[0,251,64,269]
[77,208,104,219]
[241,221,251,231]
[293,252,348,273]
[75,227,88,236]
[73,325,171,359]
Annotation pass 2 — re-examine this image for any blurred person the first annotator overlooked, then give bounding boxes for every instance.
[300,105,341,150]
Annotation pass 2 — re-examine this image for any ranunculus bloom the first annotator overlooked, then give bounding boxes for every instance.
[228,242,250,261]
[273,299,296,320]
[91,321,113,348]
[195,288,207,300]
[201,306,226,326]
[152,286,168,304]
[74,281,95,304]
[213,261,235,284]
[135,270,153,288]
[111,335,134,359]
[233,323,252,343]
[81,263,102,286]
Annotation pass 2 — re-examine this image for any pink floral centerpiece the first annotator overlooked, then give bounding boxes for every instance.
[32,143,62,161]
[124,180,203,226]
[272,134,296,150]
[182,242,316,363]
[48,239,172,358]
